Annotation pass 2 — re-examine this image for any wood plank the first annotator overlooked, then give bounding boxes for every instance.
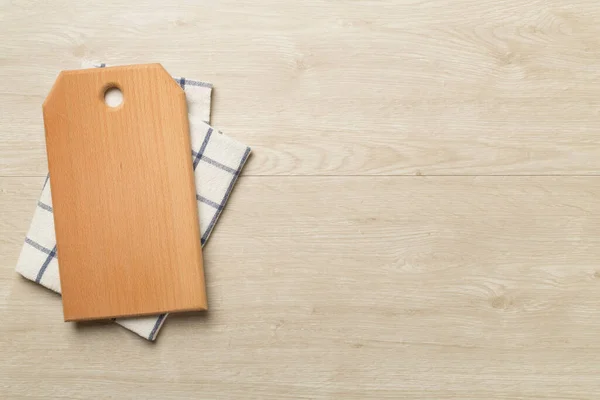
[2,176,600,398]
[3,1,600,176]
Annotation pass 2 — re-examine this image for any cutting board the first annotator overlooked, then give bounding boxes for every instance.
[43,64,207,321]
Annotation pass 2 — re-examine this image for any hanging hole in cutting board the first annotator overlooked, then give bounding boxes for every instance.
[104,86,123,108]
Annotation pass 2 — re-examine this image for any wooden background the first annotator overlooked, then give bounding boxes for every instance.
[2,0,600,398]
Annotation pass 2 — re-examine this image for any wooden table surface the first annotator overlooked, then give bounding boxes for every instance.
[2,1,600,398]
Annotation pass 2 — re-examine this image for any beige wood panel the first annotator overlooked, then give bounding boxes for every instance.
[3,1,600,176]
[2,176,600,399]
[4,0,600,398]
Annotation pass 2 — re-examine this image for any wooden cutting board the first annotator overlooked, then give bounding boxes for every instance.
[43,64,206,321]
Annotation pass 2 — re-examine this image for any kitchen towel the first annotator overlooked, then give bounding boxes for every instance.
[15,62,251,341]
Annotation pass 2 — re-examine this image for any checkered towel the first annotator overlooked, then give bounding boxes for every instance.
[15,62,251,341]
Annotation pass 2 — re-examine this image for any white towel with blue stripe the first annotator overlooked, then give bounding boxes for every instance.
[15,62,251,341]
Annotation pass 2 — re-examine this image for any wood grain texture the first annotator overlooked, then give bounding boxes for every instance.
[2,0,600,398]
[2,177,600,398]
[43,64,206,320]
[3,1,600,176]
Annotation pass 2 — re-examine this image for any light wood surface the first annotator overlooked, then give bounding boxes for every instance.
[43,64,206,321]
[2,0,600,398]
